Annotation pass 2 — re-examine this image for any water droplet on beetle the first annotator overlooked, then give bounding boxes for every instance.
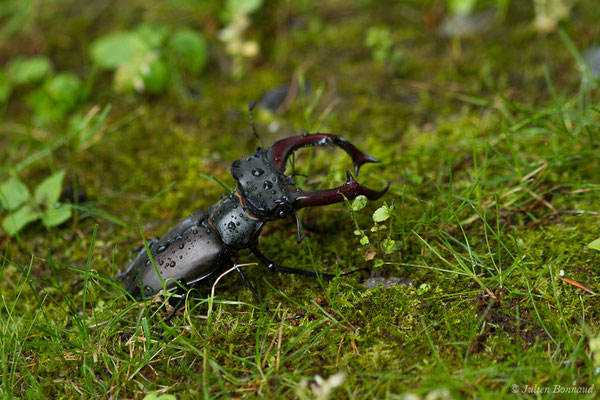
[159,260,164,266]
[169,261,176,268]
[227,222,236,230]
[263,181,273,190]
[179,243,185,249]
[252,168,264,176]
[157,243,169,253]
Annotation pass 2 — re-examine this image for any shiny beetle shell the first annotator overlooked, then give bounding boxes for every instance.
[123,210,229,300]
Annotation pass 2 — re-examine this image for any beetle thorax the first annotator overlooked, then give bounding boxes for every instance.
[230,148,295,221]
[208,193,264,249]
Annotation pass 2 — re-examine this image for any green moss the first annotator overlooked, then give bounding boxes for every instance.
[1,0,600,398]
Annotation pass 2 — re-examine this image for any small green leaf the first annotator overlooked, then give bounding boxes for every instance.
[142,393,177,400]
[448,0,478,16]
[351,195,368,211]
[372,205,390,222]
[42,204,72,228]
[169,29,209,75]
[2,205,40,236]
[360,236,370,245]
[373,259,384,268]
[26,73,83,125]
[353,229,363,236]
[140,57,169,94]
[588,238,600,252]
[382,238,396,254]
[134,24,167,49]
[0,178,31,211]
[91,31,153,69]
[45,73,83,109]
[6,56,52,85]
[417,283,430,295]
[222,0,263,22]
[34,170,66,206]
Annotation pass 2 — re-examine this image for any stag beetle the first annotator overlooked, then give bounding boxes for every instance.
[119,103,389,322]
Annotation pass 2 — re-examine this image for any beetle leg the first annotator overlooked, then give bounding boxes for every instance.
[251,247,367,279]
[293,170,390,209]
[163,291,188,325]
[267,133,381,176]
[235,267,278,319]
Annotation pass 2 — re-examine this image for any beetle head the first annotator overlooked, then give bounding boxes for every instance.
[231,148,296,221]
[232,133,389,221]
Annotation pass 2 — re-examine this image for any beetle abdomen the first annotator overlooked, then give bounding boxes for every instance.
[124,210,229,300]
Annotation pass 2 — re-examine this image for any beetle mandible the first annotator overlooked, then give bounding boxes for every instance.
[119,103,389,321]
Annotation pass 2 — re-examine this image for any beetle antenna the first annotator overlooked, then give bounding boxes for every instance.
[248,101,264,148]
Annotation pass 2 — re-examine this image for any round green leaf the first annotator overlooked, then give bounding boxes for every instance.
[351,195,367,211]
[0,178,31,211]
[91,31,153,69]
[2,205,40,236]
[449,0,478,16]
[142,393,177,400]
[140,58,169,94]
[588,238,600,252]
[6,56,52,85]
[26,74,83,124]
[42,204,72,228]
[134,24,168,49]
[382,238,396,254]
[34,170,66,207]
[372,205,390,222]
[169,29,208,75]
[223,0,263,21]
[45,73,83,109]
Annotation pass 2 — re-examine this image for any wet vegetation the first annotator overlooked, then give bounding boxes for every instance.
[1,0,599,399]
